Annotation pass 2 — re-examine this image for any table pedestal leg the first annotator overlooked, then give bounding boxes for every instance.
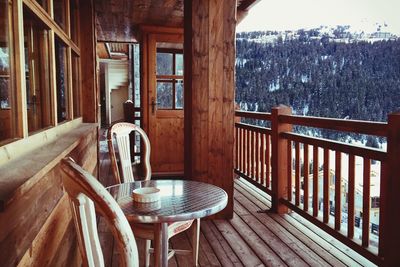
[154,222,169,267]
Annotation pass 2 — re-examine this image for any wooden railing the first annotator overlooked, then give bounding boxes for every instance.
[234,106,400,266]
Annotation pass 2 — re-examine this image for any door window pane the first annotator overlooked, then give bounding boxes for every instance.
[53,0,66,31]
[175,80,183,109]
[24,8,53,133]
[69,0,79,44]
[0,0,16,142]
[156,53,173,75]
[157,82,173,109]
[175,54,183,75]
[72,53,80,117]
[55,37,68,122]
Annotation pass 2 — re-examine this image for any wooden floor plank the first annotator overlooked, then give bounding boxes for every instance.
[201,221,243,267]
[230,213,288,267]
[185,224,222,266]
[234,183,347,267]
[169,231,196,267]
[213,219,264,267]
[233,202,309,267]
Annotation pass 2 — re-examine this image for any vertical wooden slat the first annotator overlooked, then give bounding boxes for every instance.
[295,142,300,206]
[303,144,309,211]
[348,154,355,239]
[235,126,239,169]
[313,146,319,217]
[261,133,265,186]
[250,130,254,178]
[240,128,244,172]
[323,148,330,224]
[266,134,270,188]
[335,151,342,231]
[378,161,387,257]
[255,132,260,183]
[362,158,371,247]
[247,129,250,176]
[287,140,292,202]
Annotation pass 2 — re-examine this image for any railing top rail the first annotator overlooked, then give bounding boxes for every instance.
[279,114,388,137]
[235,110,272,121]
[281,132,387,161]
[235,122,272,134]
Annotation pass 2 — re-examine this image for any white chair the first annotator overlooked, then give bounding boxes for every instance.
[61,157,139,267]
[108,122,200,266]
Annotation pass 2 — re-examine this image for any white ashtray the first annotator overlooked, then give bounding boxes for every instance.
[132,187,161,203]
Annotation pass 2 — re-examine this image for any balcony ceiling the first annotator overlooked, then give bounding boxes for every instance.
[95,0,259,42]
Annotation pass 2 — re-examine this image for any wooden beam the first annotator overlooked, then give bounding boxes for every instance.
[80,0,98,123]
[184,0,236,219]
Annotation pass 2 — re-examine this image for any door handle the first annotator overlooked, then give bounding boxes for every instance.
[151,98,160,114]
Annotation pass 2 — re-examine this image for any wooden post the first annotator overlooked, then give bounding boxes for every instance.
[184,0,236,218]
[382,112,400,266]
[79,0,97,123]
[271,105,292,214]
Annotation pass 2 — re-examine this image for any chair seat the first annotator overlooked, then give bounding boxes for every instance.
[130,220,194,240]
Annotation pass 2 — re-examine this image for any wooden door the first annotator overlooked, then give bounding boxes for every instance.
[147,33,184,175]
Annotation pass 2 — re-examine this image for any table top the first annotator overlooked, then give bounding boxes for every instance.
[107,180,228,223]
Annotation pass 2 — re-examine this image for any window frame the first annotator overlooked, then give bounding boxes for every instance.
[156,48,183,110]
[0,0,82,146]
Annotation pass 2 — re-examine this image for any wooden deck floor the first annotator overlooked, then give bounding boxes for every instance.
[98,131,375,267]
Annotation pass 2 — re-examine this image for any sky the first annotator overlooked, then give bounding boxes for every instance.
[237,0,400,35]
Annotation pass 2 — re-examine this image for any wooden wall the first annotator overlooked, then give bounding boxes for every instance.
[0,125,98,267]
[184,0,237,218]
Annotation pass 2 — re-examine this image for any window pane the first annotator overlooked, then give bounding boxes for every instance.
[53,0,66,31]
[24,8,53,133]
[157,82,172,109]
[72,53,80,117]
[175,80,183,109]
[35,0,48,11]
[156,52,173,75]
[69,0,79,44]
[175,54,183,75]
[55,37,68,122]
[0,1,16,142]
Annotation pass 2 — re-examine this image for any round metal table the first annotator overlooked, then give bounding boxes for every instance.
[107,180,228,267]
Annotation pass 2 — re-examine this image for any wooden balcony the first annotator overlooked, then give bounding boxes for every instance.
[233,107,400,266]
[99,129,376,267]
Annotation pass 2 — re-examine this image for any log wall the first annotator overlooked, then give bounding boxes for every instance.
[0,124,98,267]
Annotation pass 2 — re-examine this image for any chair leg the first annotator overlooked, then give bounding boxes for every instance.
[145,240,151,267]
[192,219,200,266]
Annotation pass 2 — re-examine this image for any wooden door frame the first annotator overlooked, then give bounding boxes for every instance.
[140,26,183,135]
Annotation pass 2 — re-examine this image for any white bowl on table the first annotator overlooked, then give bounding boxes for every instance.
[132,187,161,203]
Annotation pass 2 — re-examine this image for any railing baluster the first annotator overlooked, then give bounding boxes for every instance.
[261,133,265,186]
[295,142,300,206]
[348,154,355,239]
[250,130,254,179]
[323,148,330,224]
[379,161,387,257]
[240,128,245,173]
[266,134,270,188]
[304,144,309,211]
[313,145,319,217]
[235,127,239,169]
[335,151,342,231]
[256,132,260,183]
[247,129,250,176]
[362,157,371,247]
[287,140,293,201]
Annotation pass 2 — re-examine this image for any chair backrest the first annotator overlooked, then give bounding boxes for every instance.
[61,158,139,267]
[107,122,151,183]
